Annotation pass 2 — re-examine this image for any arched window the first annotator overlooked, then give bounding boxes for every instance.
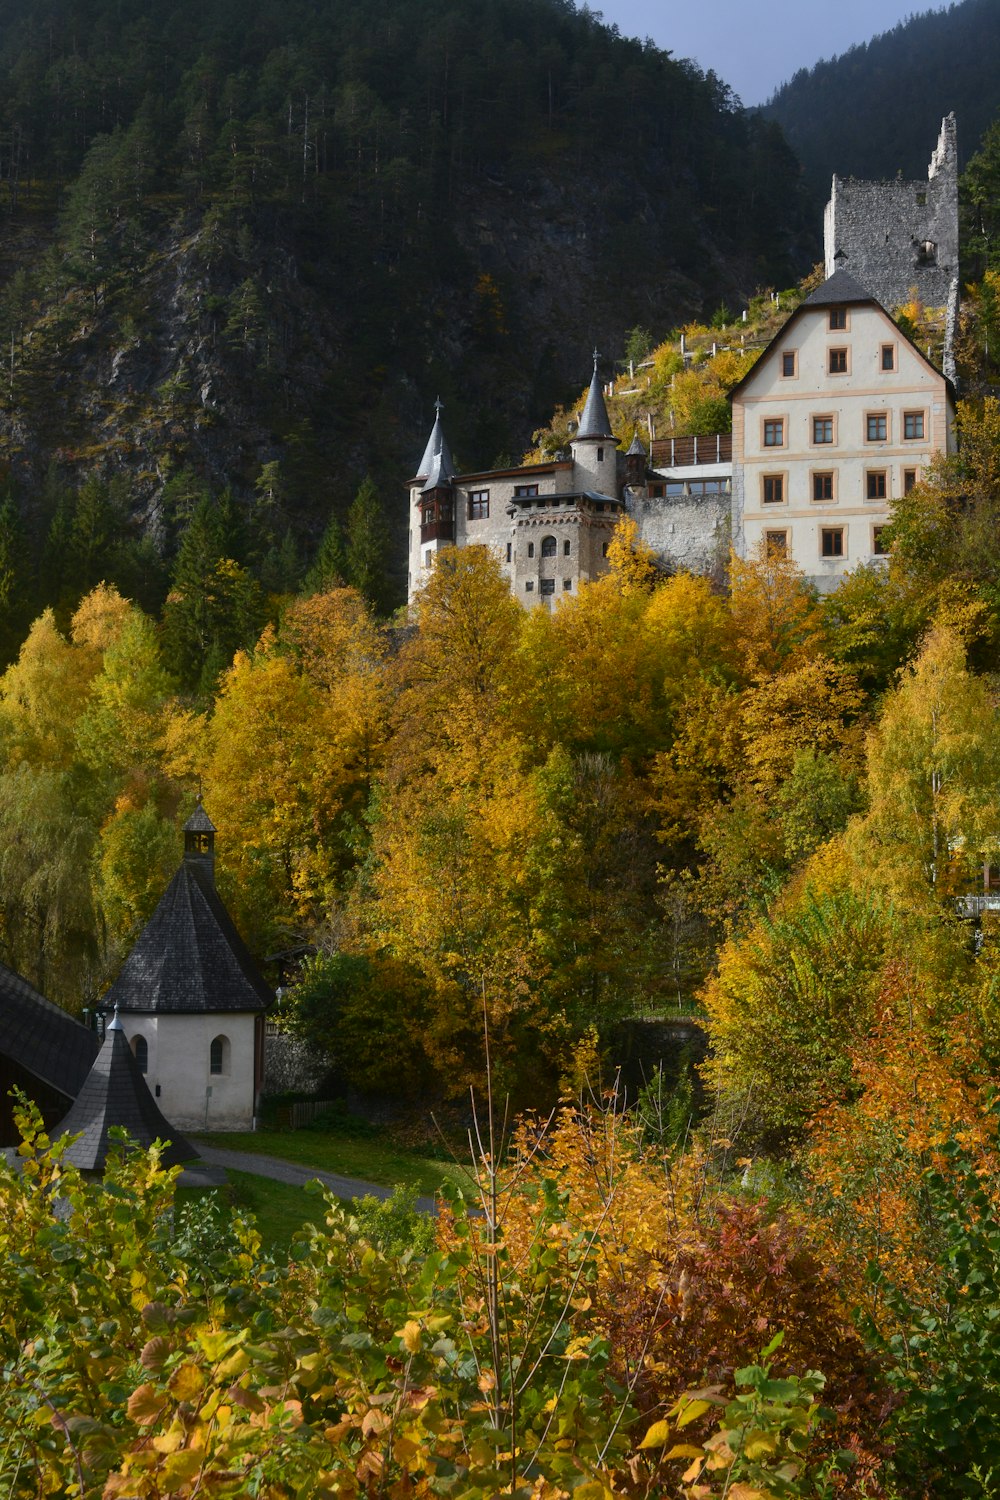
[541,535,557,558]
[132,1035,148,1074]
[210,1035,230,1076]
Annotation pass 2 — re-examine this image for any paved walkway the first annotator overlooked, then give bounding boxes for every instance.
[188,1143,438,1215]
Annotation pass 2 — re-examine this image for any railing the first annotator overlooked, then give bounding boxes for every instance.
[650,434,732,468]
[420,518,455,543]
[958,894,1000,917]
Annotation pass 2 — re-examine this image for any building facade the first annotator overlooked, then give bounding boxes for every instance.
[731,268,956,591]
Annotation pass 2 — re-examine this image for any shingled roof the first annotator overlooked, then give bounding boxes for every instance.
[102,835,272,1016]
[0,961,98,1100]
[53,1014,197,1170]
[576,359,616,441]
[802,266,875,307]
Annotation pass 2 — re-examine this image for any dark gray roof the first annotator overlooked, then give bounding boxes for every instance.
[102,861,272,1016]
[421,443,454,493]
[183,799,216,834]
[53,1018,197,1170]
[803,268,875,307]
[415,404,455,483]
[0,962,98,1100]
[626,433,647,456]
[576,366,616,441]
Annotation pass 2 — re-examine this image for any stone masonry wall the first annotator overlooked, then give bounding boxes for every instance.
[628,489,730,578]
[823,114,958,312]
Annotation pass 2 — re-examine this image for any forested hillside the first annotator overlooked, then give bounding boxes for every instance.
[0,0,811,626]
[764,0,1000,192]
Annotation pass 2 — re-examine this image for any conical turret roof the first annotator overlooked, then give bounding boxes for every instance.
[53,1014,198,1171]
[415,399,455,482]
[103,835,272,1016]
[576,357,615,441]
[626,432,647,456]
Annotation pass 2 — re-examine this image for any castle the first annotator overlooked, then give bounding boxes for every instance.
[406,118,959,603]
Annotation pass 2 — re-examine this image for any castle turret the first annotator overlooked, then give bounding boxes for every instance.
[410,400,457,585]
[625,431,648,489]
[570,353,619,496]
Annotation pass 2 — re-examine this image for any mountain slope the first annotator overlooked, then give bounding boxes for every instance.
[0,0,813,618]
[763,0,1000,192]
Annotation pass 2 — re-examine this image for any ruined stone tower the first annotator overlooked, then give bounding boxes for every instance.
[823,114,958,315]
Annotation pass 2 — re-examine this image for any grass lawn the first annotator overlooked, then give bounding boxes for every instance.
[192,1127,474,1198]
[177,1169,329,1255]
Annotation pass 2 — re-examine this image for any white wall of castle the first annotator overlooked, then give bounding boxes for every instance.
[119,1012,258,1131]
[734,298,954,592]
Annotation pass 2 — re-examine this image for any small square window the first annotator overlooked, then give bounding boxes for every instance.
[821,527,845,558]
[867,470,887,500]
[813,472,834,501]
[903,468,918,494]
[829,348,848,374]
[867,413,887,442]
[829,307,847,330]
[513,483,539,497]
[540,577,555,596]
[763,419,784,447]
[765,530,788,558]
[563,539,571,556]
[762,475,784,505]
[873,526,890,555]
[525,580,534,592]
[781,351,796,377]
[813,416,834,444]
[904,411,925,440]
[881,344,895,371]
[563,578,572,591]
[527,541,535,558]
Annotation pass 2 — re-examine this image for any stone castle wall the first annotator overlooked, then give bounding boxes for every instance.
[824,114,958,312]
[628,489,730,578]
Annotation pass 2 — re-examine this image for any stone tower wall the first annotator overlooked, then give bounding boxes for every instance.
[824,114,958,312]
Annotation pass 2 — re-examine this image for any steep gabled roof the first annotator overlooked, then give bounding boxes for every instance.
[414,401,455,483]
[728,271,956,404]
[0,962,98,1100]
[103,860,272,1015]
[576,363,616,441]
[421,443,454,493]
[53,1016,197,1170]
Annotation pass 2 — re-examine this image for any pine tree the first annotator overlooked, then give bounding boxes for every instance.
[345,475,392,614]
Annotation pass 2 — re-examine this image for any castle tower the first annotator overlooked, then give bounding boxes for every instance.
[624,431,648,490]
[409,399,457,590]
[570,353,619,496]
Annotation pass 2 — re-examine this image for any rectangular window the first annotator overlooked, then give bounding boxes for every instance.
[506,542,512,562]
[765,530,788,558]
[866,470,887,500]
[514,483,539,497]
[813,416,834,444]
[540,578,556,596]
[525,580,534,592]
[781,351,797,377]
[468,489,490,520]
[812,472,834,502]
[648,483,665,498]
[829,307,848,330]
[873,526,890,555]
[821,527,845,558]
[762,474,784,505]
[866,413,888,442]
[904,411,925,440]
[527,541,535,558]
[903,467,918,494]
[563,578,572,591]
[881,344,895,371]
[563,539,571,556]
[763,419,784,447]
[829,348,848,374]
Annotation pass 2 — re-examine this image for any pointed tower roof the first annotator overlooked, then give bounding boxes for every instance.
[421,442,454,493]
[415,398,455,482]
[626,432,647,456]
[103,812,272,1016]
[576,352,615,441]
[53,1012,198,1171]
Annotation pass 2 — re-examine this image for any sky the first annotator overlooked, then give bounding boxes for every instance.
[592,1,945,106]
